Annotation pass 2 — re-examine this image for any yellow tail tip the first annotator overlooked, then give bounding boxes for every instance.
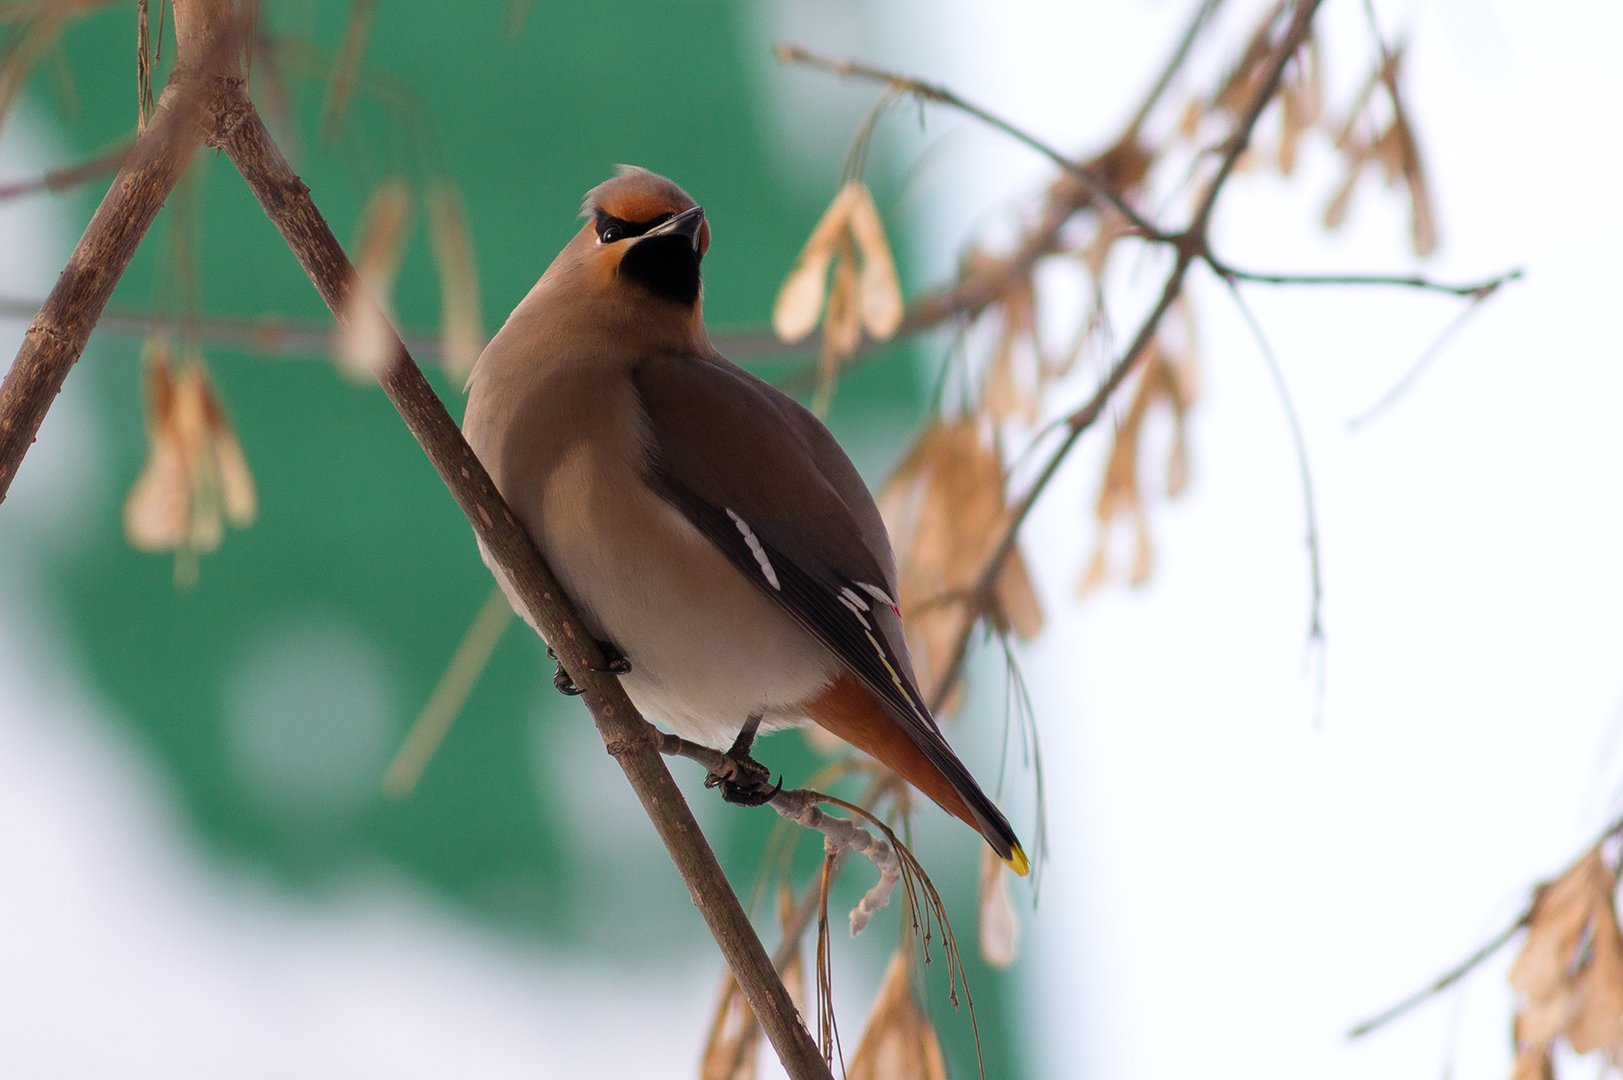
[1002,844,1030,877]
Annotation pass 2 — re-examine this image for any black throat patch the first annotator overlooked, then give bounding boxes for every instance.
[619,232,702,308]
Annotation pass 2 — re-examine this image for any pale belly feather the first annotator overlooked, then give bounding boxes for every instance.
[478,431,836,750]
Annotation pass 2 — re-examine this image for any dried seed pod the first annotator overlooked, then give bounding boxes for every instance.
[124,339,188,553]
[427,180,485,381]
[1509,848,1623,1059]
[772,182,861,342]
[124,342,257,561]
[773,180,905,365]
[335,178,412,379]
[880,419,1041,699]
[698,972,760,1080]
[847,950,948,1080]
[846,183,904,339]
[978,845,1021,969]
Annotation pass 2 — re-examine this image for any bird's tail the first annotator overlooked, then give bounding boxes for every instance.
[803,672,1029,876]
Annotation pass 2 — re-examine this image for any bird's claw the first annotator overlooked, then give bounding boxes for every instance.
[704,749,780,807]
[547,639,631,696]
[552,662,585,696]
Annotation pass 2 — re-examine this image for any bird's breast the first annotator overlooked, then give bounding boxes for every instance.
[466,356,836,748]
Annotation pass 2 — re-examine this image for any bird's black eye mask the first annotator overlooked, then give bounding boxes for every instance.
[594,209,674,244]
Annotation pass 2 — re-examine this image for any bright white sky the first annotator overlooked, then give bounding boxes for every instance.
[3,1,1622,1077]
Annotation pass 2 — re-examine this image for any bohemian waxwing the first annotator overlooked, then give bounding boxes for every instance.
[463,167,1027,874]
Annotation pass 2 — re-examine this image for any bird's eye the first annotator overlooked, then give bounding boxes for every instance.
[600,223,624,243]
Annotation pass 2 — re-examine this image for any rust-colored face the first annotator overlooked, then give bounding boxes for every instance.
[576,167,710,307]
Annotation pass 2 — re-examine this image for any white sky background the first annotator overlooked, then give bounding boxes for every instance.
[3,0,1622,1077]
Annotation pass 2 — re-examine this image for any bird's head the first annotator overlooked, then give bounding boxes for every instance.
[571,166,710,311]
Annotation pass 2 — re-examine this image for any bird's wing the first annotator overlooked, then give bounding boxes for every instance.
[629,352,938,734]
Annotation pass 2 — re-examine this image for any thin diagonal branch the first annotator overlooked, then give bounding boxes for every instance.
[1215,262,1522,297]
[1348,807,1623,1039]
[0,83,206,502]
[0,137,132,200]
[1346,295,1494,430]
[776,42,1164,240]
[1219,275,1326,677]
[209,83,831,1080]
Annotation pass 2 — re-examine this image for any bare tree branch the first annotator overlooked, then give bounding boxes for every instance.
[1348,808,1623,1039]
[208,71,833,1080]
[1215,262,1522,297]
[776,43,1163,239]
[0,137,132,201]
[0,83,206,502]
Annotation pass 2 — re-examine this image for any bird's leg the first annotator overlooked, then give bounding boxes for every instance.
[546,639,632,696]
[704,712,781,807]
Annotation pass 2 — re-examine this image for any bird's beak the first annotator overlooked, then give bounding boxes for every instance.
[643,204,706,251]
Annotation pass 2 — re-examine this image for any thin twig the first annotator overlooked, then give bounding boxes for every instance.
[210,84,830,1080]
[1346,908,1533,1039]
[659,734,902,934]
[1348,809,1623,1038]
[382,586,511,798]
[0,294,791,368]
[0,138,133,200]
[775,42,1164,240]
[1219,275,1327,694]
[1215,262,1521,297]
[1124,0,1230,137]
[1346,294,1494,431]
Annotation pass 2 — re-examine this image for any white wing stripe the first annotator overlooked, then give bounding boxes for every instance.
[726,508,781,590]
[857,581,899,610]
[836,590,873,629]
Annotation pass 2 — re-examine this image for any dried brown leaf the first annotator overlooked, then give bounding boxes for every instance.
[846,183,903,340]
[335,178,412,379]
[172,365,223,553]
[1128,504,1154,586]
[847,950,948,1080]
[994,554,1043,640]
[1167,429,1191,497]
[427,180,484,381]
[773,182,860,342]
[982,275,1041,424]
[1567,899,1623,1055]
[1510,847,1623,1059]
[319,0,375,143]
[1396,125,1437,257]
[123,340,188,553]
[1081,335,1199,594]
[125,343,258,563]
[1077,544,1109,597]
[1211,7,1276,119]
[0,7,64,142]
[1508,1047,1555,1080]
[878,419,1009,694]
[1322,152,1363,231]
[698,971,760,1080]
[823,240,863,361]
[1176,96,1204,138]
[197,368,257,527]
[979,845,1020,969]
[1276,41,1323,176]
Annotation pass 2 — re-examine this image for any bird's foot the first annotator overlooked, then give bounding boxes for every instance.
[547,639,631,697]
[704,715,781,807]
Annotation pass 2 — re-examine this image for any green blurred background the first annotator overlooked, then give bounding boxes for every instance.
[3,1,1023,1074]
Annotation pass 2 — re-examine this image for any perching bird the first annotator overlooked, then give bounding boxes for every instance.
[463,167,1027,875]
